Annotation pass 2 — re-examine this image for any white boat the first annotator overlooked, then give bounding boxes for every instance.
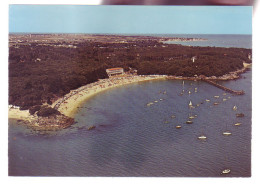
[154,100,158,103]
[221,169,231,174]
[206,99,210,102]
[214,96,220,98]
[234,123,242,126]
[189,116,195,119]
[223,131,232,136]
[188,91,191,94]
[189,101,192,107]
[159,99,163,101]
[175,125,182,129]
[223,98,227,101]
[194,88,198,92]
[233,105,237,111]
[214,102,219,105]
[198,135,207,140]
[186,120,193,124]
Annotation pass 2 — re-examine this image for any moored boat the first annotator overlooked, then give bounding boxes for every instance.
[236,113,244,117]
[234,122,242,126]
[88,125,96,130]
[221,169,231,174]
[189,116,195,119]
[223,131,232,136]
[175,125,182,129]
[186,120,193,124]
[198,135,207,140]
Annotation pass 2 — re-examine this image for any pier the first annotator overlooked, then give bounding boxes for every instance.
[202,79,245,95]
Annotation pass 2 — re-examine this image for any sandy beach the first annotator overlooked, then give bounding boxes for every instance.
[8,107,36,122]
[52,75,167,117]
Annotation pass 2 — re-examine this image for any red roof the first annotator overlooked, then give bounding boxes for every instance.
[106,68,123,71]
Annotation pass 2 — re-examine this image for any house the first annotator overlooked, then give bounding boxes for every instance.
[106,68,124,77]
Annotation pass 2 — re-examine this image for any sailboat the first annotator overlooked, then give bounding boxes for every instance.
[223,121,232,136]
[189,100,192,107]
[187,101,194,123]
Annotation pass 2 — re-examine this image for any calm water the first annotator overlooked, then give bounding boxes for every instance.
[9,70,251,176]
[161,34,252,49]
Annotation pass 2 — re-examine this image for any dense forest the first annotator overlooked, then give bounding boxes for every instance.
[9,36,252,110]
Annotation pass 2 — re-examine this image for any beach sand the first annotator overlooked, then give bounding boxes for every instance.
[8,108,36,122]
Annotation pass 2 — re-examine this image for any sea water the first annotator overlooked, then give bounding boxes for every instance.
[9,69,251,176]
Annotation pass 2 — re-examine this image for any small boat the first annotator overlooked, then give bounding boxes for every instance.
[163,91,167,94]
[223,98,227,101]
[186,120,193,124]
[188,91,191,94]
[175,125,182,129]
[234,122,242,126]
[88,125,96,130]
[195,88,198,92]
[223,131,232,136]
[214,96,220,98]
[228,96,231,99]
[236,113,244,117]
[214,102,219,105]
[189,116,195,119]
[146,102,154,106]
[223,93,227,96]
[189,101,192,107]
[196,104,200,107]
[233,105,237,111]
[198,135,207,140]
[171,115,176,118]
[206,99,210,102]
[154,100,158,103]
[221,169,231,174]
[159,99,163,101]
[164,120,169,123]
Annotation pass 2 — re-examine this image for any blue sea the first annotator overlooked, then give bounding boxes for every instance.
[161,34,252,49]
[8,34,252,176]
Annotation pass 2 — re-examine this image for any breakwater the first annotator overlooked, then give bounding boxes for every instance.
[202,79,245,95]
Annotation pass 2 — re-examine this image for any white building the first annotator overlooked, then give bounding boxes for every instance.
[106,68,124,77]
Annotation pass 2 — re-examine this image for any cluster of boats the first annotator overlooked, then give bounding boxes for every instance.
[146,81,246,175]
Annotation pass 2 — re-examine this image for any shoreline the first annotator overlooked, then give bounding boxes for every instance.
[52,75,167,117]
[8,63,251,130]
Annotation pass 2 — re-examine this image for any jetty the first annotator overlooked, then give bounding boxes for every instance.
[202,79,245,95]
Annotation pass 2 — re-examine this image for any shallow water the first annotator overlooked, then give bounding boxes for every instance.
[9,70,251,176]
